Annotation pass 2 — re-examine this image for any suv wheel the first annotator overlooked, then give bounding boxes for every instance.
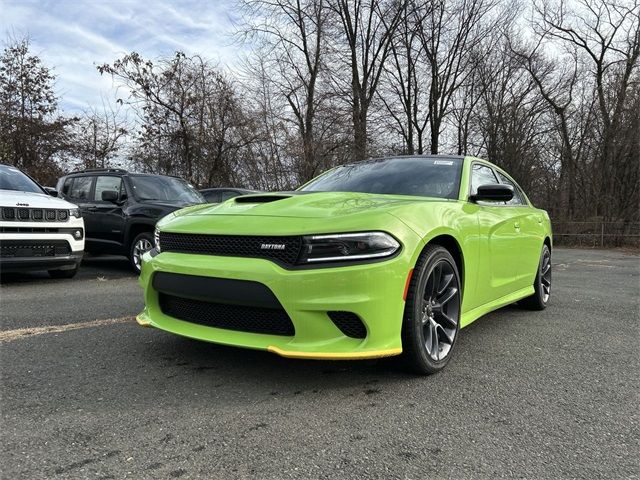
[130,232,153,273]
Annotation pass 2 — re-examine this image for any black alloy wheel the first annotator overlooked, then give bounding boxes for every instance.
[402,245,461,375]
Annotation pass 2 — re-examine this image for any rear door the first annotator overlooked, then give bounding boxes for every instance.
[470,163,521,303]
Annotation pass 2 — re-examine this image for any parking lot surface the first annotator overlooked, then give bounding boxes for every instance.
[1,248,638,479]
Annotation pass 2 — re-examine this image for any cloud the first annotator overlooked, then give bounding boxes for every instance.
[0,0,241,114]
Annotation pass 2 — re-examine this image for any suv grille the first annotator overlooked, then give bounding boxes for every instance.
[2,207,70,223]
[159,232,303,266]
[159,293,295,336]
[0,240,71,258]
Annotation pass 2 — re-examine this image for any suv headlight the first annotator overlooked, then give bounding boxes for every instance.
[154,227,161,253]
[299,232,400,263]
[69,208,81,218]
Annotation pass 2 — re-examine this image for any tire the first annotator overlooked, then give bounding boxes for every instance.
[129,232,154,274]
[48,266,78,279]
[401,245,462,375]
[520,244,551,311]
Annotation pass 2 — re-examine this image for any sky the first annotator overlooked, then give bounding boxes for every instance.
[0,0,242,114]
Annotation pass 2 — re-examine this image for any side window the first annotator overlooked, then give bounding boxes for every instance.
[68,176,93,200]
[496,172,524,206]
[470,164,499,196]
[61,178,73,196]
[94,176,123,202]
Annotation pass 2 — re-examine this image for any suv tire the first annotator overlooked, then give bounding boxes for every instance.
[129,232,154,274]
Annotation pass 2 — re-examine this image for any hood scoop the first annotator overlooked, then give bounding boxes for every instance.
[234,194,293,204]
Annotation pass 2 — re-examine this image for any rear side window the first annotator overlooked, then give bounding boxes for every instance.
[496,171,525,206]
[94,176,122,201]
[68,176,93,200]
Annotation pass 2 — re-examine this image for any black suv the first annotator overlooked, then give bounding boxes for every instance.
[56,168,205,272]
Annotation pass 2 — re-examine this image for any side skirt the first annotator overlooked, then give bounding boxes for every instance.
[460,286,535,328]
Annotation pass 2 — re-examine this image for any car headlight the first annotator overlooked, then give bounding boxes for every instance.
[154,227,161,253]
[299,232,400,263]
[69,208,81,218]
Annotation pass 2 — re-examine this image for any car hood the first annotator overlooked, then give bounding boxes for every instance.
[0,190,78,209]
[186,191,441,219]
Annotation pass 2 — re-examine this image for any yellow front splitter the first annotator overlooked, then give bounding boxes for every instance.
[267,345,402,360]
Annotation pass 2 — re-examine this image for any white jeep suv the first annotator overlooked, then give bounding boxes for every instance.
[0,164,85,278]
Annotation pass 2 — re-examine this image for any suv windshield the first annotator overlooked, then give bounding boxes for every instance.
[0,165,44,194]
[128,175,204,204]
[299,156,463,199]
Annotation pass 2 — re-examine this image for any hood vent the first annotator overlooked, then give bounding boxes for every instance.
[234,194,292,204]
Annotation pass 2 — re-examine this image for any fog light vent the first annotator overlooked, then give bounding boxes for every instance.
[327,311,367,339]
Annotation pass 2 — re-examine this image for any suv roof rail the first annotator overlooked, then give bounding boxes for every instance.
[68,167,128,174]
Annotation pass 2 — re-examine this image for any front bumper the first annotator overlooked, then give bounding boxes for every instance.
[0,218,85,273]
[137,247,416,360]
[0,251,83,272]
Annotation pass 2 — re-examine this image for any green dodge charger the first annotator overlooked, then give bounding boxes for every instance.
[137,155,552,374]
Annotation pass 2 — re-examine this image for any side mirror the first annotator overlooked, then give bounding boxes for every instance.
[470,184,514,203]
[44,187,58,197]
[101,190,119,203]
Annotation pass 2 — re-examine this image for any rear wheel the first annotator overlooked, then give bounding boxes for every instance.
[520,244,551,310]
[401,245,461,375]
[129,232,153,274]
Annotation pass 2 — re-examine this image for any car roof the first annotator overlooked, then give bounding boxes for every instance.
[63,169,180,180]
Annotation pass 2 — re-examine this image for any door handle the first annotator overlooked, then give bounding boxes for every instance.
[514,222,521,230]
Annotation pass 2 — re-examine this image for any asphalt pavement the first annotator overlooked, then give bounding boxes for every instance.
[1,248,638,479]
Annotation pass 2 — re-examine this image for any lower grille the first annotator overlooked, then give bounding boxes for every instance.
[0,240,71,258]
[328,311,367,338]
[159,293,295,336]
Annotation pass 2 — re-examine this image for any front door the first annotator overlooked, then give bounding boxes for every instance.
[470,163,521,304]
[90,175,126,251]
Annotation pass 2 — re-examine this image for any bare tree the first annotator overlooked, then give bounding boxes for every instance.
[379,0,432,154]
[531,0,640,220]
[0,36,76,184]
[417,0,499,154]
[330,0,405,160]
[73,99,128,170]
[240,0,328,181]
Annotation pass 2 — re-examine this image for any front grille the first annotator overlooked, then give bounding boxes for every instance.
[160,232,303,266]
[2,207,69,223]
[328,311,367,339]
[0,240,71,258]
[159,293,295,336]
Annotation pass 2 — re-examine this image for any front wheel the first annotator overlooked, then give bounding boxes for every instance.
[129,232,153,274]
[520,244,551,310]
[401,245,462,375]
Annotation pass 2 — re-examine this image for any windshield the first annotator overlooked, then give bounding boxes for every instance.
[128,175,205,204]
[0,165,44,194]
[299,157,463,199]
